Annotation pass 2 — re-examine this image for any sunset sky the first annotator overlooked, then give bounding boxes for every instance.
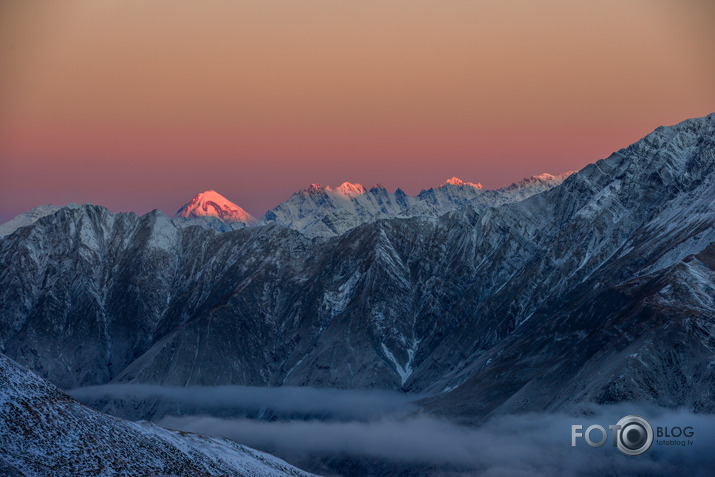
[1,0,713,221]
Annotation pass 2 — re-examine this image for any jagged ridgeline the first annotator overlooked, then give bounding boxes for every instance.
[1,172,573,239]
[0,114,713,421]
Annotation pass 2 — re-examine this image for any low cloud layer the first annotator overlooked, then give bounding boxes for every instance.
[159,406,715,476]
[70,384,422,421]
[71,385,715,476]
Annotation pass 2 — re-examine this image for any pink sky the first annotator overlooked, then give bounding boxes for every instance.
[1,0,713,222]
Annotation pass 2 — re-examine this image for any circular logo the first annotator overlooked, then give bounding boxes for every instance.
[615,415,653,456]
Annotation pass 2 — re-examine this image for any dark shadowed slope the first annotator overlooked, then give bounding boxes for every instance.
[421,242,715,423]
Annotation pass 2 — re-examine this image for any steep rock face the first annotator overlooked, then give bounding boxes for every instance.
[409,178,484,215]
[409,115,715,389]
[0,207,186,388]
[0,114,712,417]
[0,354,315,477]
[421,243,715,423]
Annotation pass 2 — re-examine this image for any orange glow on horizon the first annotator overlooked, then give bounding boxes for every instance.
[1,0,713,220]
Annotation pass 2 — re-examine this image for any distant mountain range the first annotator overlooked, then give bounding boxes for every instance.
[259,172,572,237]
[0,113,712,423]
[0,172,573,239]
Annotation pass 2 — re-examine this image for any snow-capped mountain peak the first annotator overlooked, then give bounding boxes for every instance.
[176,190,255,224]
[335,182,367,197]
[442,177,483,189]
[532,171,575,182]
[258,171,577,237]
[297,182,367,197]
[499,170,576,192]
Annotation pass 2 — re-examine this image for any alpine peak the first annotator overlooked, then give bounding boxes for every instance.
[531,172,574,182]
[176,190,255,224]
[335,182,367,197]
[443,177,483,189]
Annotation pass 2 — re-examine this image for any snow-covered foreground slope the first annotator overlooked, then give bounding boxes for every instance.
[0,354,315,477]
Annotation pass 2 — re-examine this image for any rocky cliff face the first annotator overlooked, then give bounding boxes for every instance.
[421,243,715,423]
[0,114,712,419]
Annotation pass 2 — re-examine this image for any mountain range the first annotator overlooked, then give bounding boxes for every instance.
[260,172,572,237]
[0,172,573,239]
[0,114,713,440]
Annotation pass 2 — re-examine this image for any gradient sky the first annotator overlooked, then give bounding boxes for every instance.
[1,0,713,221]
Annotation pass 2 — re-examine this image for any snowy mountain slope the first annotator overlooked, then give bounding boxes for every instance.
[400,171,573,217]
[408,113,715,391]
[260,182,414,237]
[0,204,80,238]
[259,174,569,237]
[173,214,250,232]
[113,113,714,395]
[422,242,715,423]
[0,207,186,388]
[408,177,484,215]
[176,190,256,224]
[469,171,574,207]
[0,114,712,420]
[0,354,315,477]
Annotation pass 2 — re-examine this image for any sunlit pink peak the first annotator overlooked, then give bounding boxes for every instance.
[176,190,255,224]
[532,172,574,181]
[529,171,576,182]
[442,177,483,189]
[502,171,576,191]
[335,182,367,197]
